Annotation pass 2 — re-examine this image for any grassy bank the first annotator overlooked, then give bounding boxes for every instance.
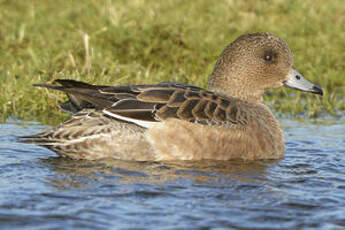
[0,0,344,123]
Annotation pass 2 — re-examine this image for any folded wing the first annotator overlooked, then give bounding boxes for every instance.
[35,79,248,128]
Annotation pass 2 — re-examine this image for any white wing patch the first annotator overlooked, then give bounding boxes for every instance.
[102,109,157,128]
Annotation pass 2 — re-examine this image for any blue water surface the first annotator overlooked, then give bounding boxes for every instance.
[0,118,344,230]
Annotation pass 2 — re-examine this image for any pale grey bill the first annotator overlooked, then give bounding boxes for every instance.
[283,68,323,95]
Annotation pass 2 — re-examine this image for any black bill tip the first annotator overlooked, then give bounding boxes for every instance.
[312,85,323,96]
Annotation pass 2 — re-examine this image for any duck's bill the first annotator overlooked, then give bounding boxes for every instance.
[283,68,323,95]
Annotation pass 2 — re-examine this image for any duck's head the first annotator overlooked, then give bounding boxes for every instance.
[208,32,323,102]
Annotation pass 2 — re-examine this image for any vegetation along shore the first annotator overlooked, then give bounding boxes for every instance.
[1,0,344,124]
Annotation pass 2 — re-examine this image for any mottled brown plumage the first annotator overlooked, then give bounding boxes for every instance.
[21,33,323,161]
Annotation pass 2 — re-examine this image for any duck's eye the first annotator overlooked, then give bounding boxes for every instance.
[264,55,272,61]
[263,51,277,63]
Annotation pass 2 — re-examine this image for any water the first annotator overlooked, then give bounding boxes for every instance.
[0,118,344,230]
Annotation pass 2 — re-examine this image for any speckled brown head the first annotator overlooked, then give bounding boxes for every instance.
[208,32,322,102]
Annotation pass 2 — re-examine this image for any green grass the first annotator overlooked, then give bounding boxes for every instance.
[0,0,344,123]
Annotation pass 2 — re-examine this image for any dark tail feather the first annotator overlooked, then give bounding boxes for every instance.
[33,79,96,91]
[33,83,64,90]
[33,79,103,113]
[54,79,96,88]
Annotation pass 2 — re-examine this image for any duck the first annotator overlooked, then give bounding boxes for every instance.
[21,32,323,161]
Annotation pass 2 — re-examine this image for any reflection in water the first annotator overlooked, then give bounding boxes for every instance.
[43,157,274,189]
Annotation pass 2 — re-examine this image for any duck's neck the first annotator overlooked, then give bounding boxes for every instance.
[207,72,264,104]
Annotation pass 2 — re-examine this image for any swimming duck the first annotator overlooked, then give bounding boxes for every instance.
[21,33,323,161]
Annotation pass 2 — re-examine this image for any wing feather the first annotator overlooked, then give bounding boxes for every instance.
[177,100,199,120]
[34,79,248,127]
